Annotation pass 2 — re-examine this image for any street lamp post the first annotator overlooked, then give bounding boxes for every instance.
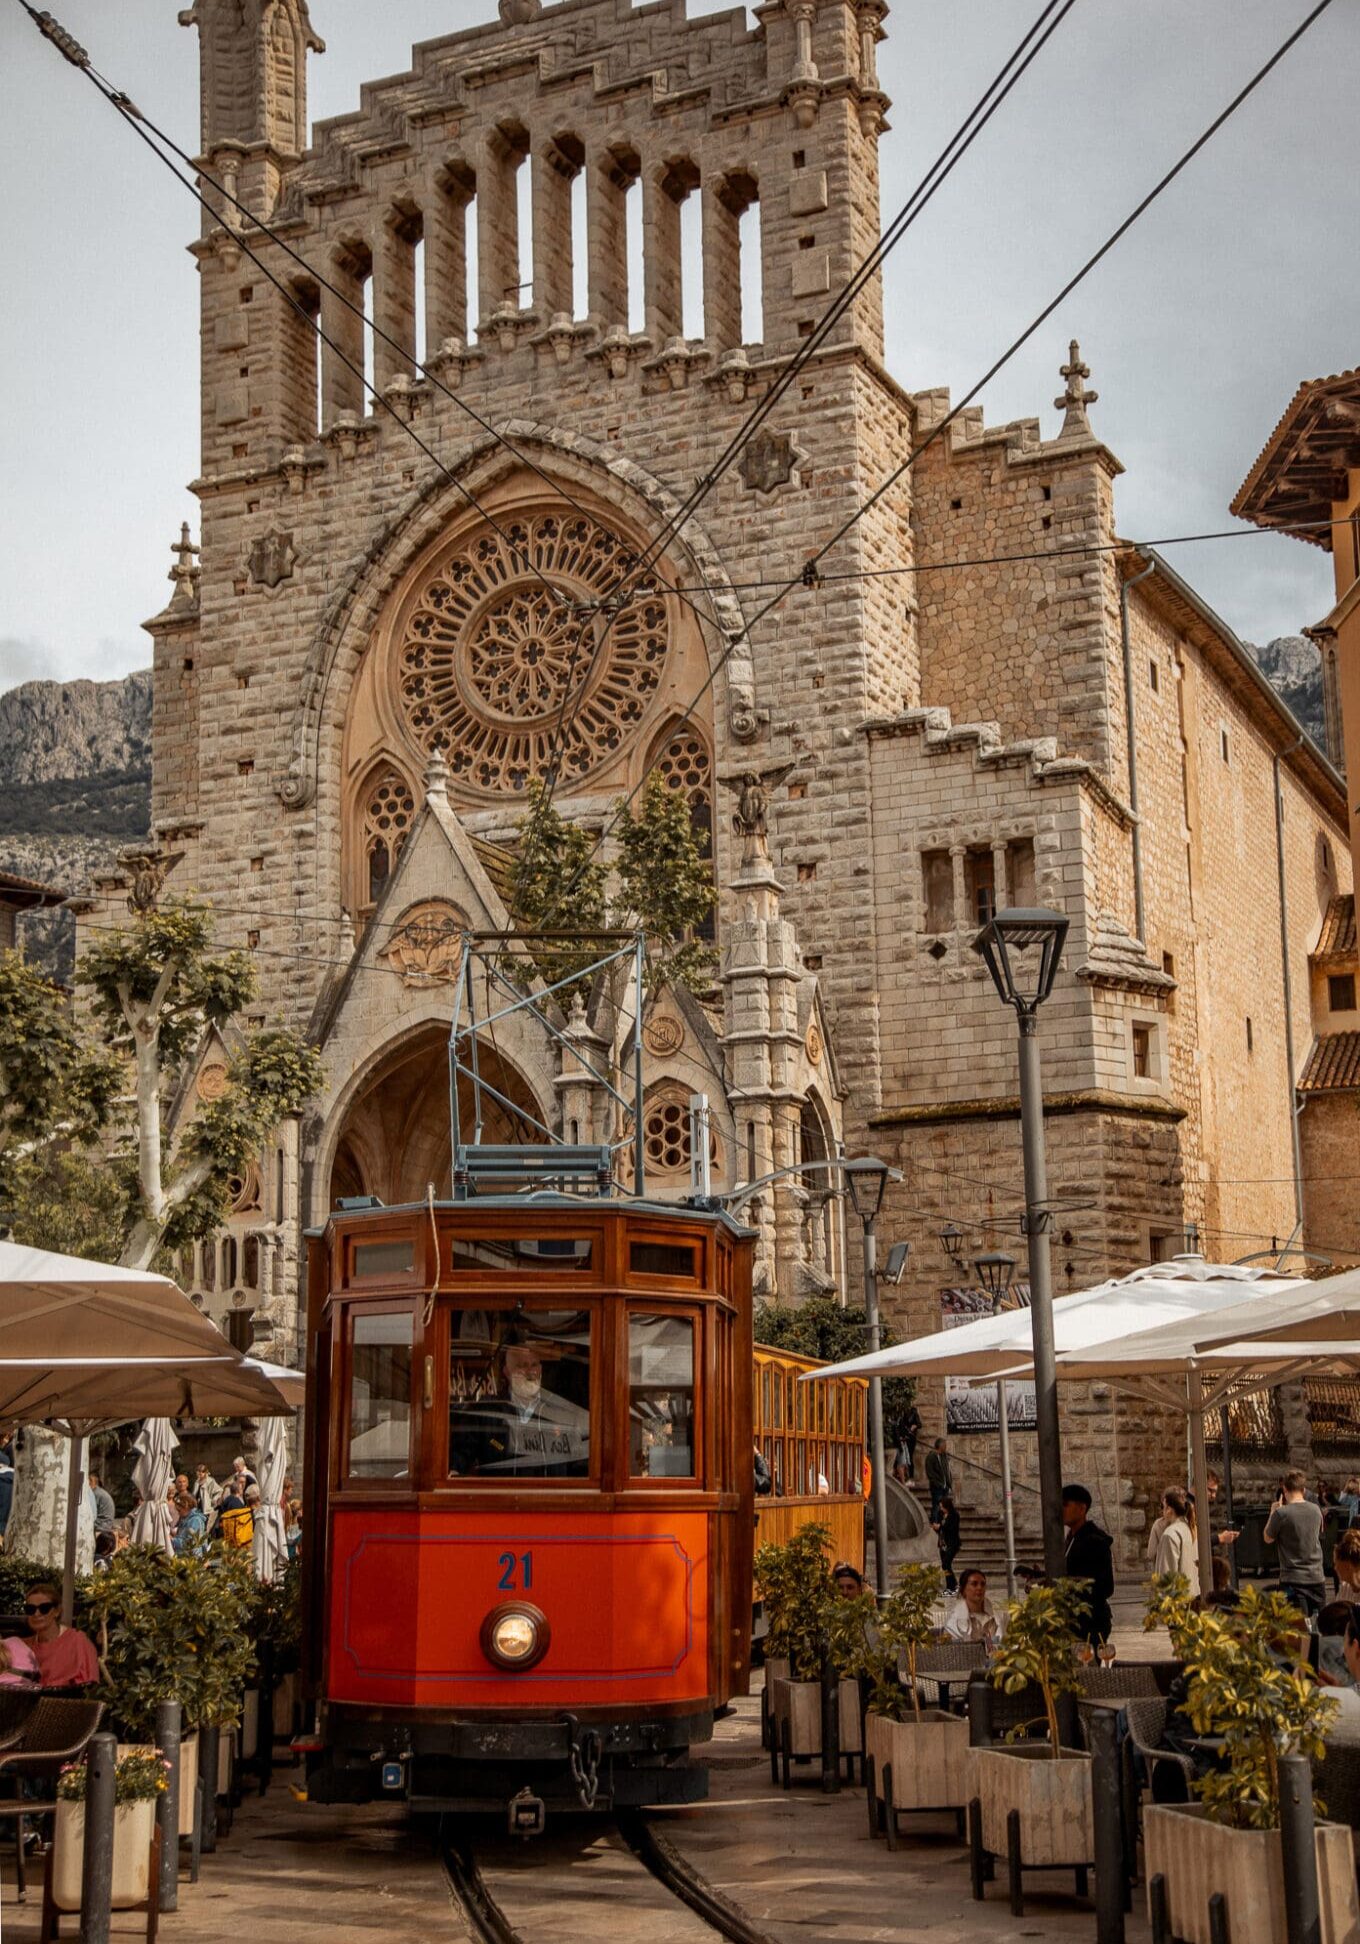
[973,1249,1019,1602]
[973,907,1070,1580]
[845,1158,893,1600]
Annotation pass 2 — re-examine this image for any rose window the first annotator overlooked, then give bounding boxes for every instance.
[397,513,669,795]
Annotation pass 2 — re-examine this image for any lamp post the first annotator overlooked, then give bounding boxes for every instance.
[974,1249,1019,1601]
[973,907,1069,1578]
[845,1157,893,1599]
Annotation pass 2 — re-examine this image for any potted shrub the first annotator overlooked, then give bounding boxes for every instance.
[50,1749,167,1914]
[862,1563,972,1826]
[969,1579,1095,1879]
[84,1542,257,1833]
[1143,1579,1359,1944]
[754,1524,861,1766]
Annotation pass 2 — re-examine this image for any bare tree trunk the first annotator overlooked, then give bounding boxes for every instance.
[6,1426,92,1571]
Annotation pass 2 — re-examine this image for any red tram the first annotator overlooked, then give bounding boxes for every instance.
[299,1172,755,1816]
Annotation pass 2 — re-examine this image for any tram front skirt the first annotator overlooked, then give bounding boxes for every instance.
[306,1707,714,1812]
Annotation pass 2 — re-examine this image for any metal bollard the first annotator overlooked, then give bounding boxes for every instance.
[154,1700,181,1914]
[1087,1706,1125,1944]
[198,1723,220,1855]
[819,1648,841,1794]
[79,1730,117,1944]
[967,1676,994,1748]
[1278,1750,1321,1944]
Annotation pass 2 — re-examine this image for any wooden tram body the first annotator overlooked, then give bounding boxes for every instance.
[751,1345,868,1573]
[300,1191,755,1814]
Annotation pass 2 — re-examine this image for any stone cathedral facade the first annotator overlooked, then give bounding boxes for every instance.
[83,0,1354,1559]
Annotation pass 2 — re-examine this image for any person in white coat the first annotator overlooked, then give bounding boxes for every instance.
[1153,1486,1200,1598]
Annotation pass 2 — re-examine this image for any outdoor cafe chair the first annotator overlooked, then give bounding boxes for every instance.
[0,1698,105,1901]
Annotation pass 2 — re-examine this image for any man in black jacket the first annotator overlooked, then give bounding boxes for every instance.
[1061,1483,1114,1645]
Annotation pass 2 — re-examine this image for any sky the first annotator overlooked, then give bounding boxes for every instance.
[1,0,1355,693]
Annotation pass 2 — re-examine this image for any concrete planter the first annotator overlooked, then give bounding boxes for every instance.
[240,1688,259,1761]
[770,1675,862,1757]
[867,1708,971,1810]
[970,1744,1093,1867]
[50,1797,155,1913]
[271,1674,297,1741]
[1144,1803,1360,1944]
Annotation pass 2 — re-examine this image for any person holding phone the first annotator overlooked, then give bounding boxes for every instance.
[1264,1470,1326,1618]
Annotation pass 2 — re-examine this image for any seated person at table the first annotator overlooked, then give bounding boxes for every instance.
[943,1567,1007,1645]
[1322,1613,1360,1745]
[24,1582,98,1688]
[451,1341,590,1478]
[0,1633,39,1686]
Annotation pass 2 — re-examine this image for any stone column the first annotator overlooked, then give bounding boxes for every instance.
[588,149,630,329]
[642,166,683,344]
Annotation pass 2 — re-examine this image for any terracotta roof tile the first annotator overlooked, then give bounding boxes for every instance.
[0,867,67,907]
[1317,894,1357,960]
[1299,1030,1360,1094]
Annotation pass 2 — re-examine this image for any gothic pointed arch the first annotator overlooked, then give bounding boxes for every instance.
[345,757,417,929]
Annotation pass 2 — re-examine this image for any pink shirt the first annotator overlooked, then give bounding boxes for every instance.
[33,1627,99,1688]
[0,1637,39,1686]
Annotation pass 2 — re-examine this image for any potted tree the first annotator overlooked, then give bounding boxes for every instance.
[49,1749,167,1916]
[754,1524,861,1769]
[862,1563,973,1829]
[84,1543,257,1835]
[1143,1579,1358,1944]
[969,1579,1095,1886]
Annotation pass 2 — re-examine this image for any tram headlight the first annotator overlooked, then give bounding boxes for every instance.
[480,1602,550,1672]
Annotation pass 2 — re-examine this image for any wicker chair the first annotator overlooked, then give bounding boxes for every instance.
[1315,1739,1360,1831]
[1122,1697,1195,1804]
[908,1641,988,1711]
[0,1698,105,1901]
[0,1688,40,1750]
[1077,1664,1161,1704]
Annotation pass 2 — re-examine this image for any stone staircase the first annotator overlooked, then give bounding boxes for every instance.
[953,1501,1043,1585]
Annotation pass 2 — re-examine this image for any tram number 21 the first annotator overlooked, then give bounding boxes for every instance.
[497,1551,533,1591]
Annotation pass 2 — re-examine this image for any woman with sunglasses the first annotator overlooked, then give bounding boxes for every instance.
[23,1582,98,1688]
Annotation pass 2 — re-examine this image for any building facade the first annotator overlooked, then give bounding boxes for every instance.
[80,0,1355,1558]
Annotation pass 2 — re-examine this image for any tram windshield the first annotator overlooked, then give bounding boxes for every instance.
[448,1309,592,1478]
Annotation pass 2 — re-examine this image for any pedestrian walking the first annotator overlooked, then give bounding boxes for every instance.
[933,1494,961,1591]
[893,1402,922,1484]
[1061,1483,1115,1646]
[1153,1486,1200,1598]
[925,1437,952,1520]
[195,1463,223,1519]
[88,1471,115,1537]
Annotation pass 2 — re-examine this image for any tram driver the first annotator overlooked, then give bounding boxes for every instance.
[450,1337,590,1478]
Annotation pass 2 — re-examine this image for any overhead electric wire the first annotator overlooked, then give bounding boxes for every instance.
[11,0,732,642]
[533,0,1338,930]
[673,516,1353,594]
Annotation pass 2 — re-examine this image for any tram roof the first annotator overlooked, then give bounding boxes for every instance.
[308,1193,756,1243]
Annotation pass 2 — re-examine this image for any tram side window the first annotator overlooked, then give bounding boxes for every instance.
[448,1309,591,1479]
[347,1311,413,1479]
[629,1314,695,1478]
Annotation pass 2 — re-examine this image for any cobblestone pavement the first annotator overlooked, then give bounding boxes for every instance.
[0,1606,1166,1942]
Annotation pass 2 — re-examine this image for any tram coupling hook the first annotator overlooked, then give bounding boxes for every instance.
[564,1716,603,1811]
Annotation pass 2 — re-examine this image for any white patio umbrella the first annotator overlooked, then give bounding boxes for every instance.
[0,1241,232,1360]
[128,1417,177,1555]
[252,1417,290,1584]
[802,1259,1314,1595]
[800,1258,1306,1384]
[1162,1263,1360,1351]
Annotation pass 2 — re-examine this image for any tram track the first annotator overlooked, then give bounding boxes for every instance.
[441,1812,780,1944]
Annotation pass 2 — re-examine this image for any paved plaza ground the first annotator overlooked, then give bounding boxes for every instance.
[0,1600,1168,1943]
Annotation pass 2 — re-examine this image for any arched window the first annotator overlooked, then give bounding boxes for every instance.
[653,724,714,940]
[642,1087,719,1179]
[361,768,415,908]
